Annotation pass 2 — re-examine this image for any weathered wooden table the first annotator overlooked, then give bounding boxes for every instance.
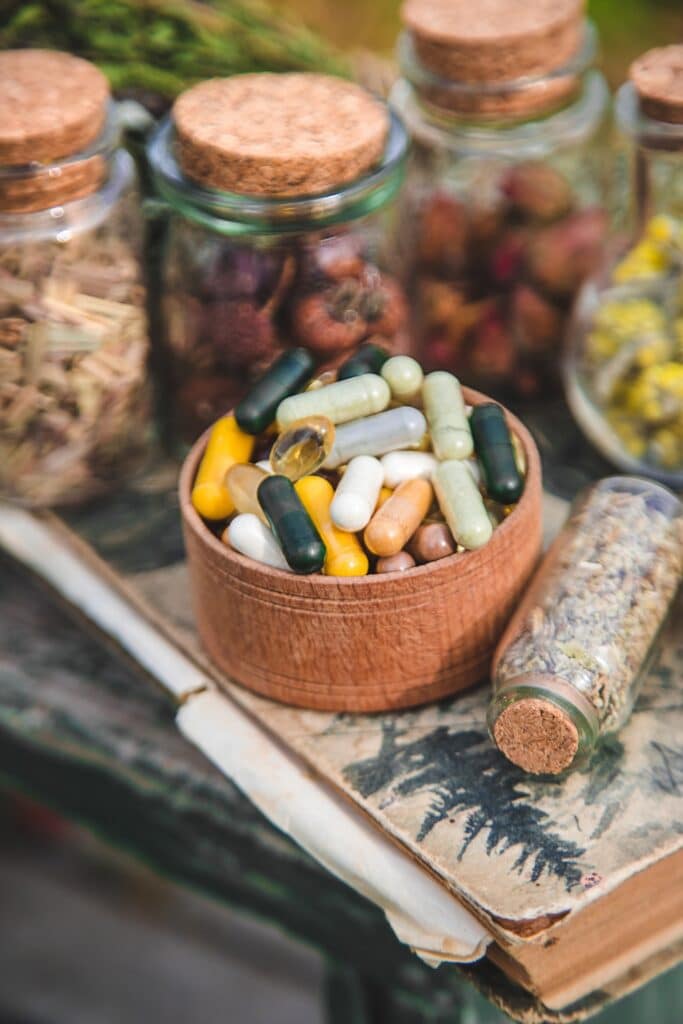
[1,403,682,1024]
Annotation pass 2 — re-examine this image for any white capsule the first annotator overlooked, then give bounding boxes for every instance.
[276,373,390,429]
[380,451,438,488]
[330,456,384,532]
[381,355,424,404]
[423,372,473,460]
[224,513,289,570]
[324,406,427,469]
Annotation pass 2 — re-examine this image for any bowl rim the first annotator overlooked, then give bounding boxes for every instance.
[179,386,542,589]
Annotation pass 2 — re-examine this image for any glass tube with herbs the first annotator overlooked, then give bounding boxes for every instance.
[0,50,150,507]
[147,73,411,443]
[390,0,610,399]
[489,477,683,775]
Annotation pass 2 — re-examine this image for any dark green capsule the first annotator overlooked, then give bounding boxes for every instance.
[471,403,524,505]
[235,348,316,435]
[257,474,326,574]
[337,342,390,381]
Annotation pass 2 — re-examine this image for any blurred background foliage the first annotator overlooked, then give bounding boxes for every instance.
[2,0,682,112]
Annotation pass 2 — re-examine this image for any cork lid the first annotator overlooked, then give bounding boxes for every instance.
[630,46,683,125]
[0,50,110,166]
[173,73,389,197]
[492,697,579,775]
[401,0,584,83]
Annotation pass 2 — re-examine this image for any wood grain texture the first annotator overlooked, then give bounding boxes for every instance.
[180,388,543,712]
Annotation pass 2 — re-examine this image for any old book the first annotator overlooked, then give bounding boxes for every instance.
[2,407,682,1019]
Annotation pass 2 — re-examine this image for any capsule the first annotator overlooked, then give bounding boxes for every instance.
[381,451,438,488]
[224,513,290,570]
[433,460,493,550]
[257,474,326,574]
[376,551,416,574]
[330,455,384,532]
[191,415,255,520]
[235,348,316,435]
[470,403,524,505]
[276,373,390,429]
[364,478,433,557]
[270,416,335,481]
[408,522,457,563]
[423,372,473,460]
[295,475,369,577]
[338,342,390,380]
[381,355,424,404]
[225,463,269,522]
[324,406,427,469]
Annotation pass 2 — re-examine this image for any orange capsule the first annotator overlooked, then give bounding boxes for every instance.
[363,478,433,557]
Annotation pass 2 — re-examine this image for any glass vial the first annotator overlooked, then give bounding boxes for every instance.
[488,477,682,774]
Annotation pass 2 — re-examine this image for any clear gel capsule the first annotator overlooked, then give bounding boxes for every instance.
[423,372,473,460]
[191,415,255,520]
[235,348,316,435]
[225,463,269,522]
[364,478,433,557]
[324,406,427,469]
[470,403,524,505]
[257,474,326,574]
[276,373,390,430]
[381,355,424,404]
[380,451,438,488]
[295,475,369,577]
[330,455,384,532]
[223,513,289,571]
[433,460,493,550]
[270,416,335,481]
[338,342,390,381]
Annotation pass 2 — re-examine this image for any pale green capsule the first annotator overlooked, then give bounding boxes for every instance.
[433,460,493,550]
[381,356,424,404]
[423,372,473,460]
[276,373,390,430]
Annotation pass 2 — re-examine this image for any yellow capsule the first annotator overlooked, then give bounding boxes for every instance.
[295,475,369,577]
[377,486,393,508]
[270,416,335,481]
[364,478,433,558]
[191,415,255,520]
[225,463,269,522]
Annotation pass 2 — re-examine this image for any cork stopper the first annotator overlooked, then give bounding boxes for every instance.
[0,50,110,213]
[630,46,683,125]
[173,73,389,197]
[493,697,579,775]
[402,0,584,82]
[0,50,109,165]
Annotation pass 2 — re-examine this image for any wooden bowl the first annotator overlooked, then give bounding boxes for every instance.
[179,388,543,712]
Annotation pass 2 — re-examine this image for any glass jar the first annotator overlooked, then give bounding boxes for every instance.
[390,7,610,399]
[0,51,150,507]
[565,46,683,487]
[147,73,411,443]
[488,477,683,775]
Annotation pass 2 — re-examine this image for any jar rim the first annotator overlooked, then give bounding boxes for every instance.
[391,68,608,156]
[615,81,683,150]
[0,100,120,184]
[146,110,409,235]
[0,149,135,244]
[397,18,598,118]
